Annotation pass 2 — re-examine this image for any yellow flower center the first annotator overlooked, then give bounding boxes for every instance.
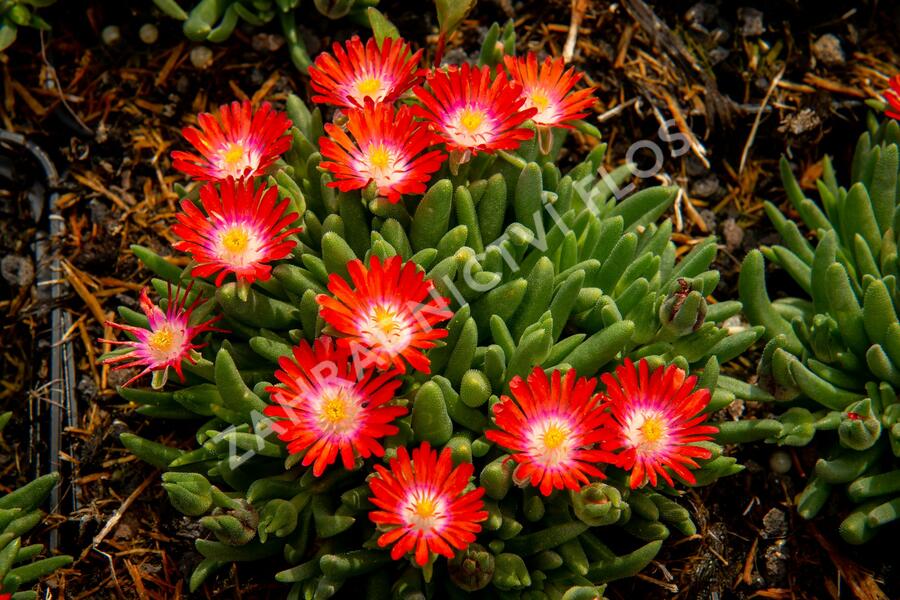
[359,303,411,354]
[355,77,382,97]
[459,109,485,133]
[222,143,245,166]
[148,328,176,353]
[316,385,363,436]
[413,497,436,519]
[405,492,443,533]
[221,227,249,254]
[372,305,401,335]
[639,417,665,444]
[321,392,349,424]
[530,91,550,113]
[369,146,391,170]
[543,424,568,450]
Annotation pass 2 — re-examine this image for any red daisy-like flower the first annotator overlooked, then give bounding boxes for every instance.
[317,256,452,374]
[101,285,223,388]
[264,337,406,476]
[171,100,292,181]
[503,53,596,129]
[172,178,302,285]
[601,358,718,489]
[412,63,537,156]
[885,75,900,120]
[309,36,423,109]
[368,442,488,566]
[319,100,446,203]
[486,367,617,496]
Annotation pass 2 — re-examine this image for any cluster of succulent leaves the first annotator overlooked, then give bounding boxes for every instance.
[153,0,387,70]
[0,0,53,51]
[736,115,900,544]
[0,415,73,598]
[111,54,772,595]
[151,0,472,73]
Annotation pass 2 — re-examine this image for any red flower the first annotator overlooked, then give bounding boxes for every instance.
[412,63,536,156]
[503,53,596,129]
[317,256,452,374]
[172,101,292,181]
[264,337,406,476]
[101,285,223,388]
[319,100,446,203]
[486,367,616,496]
[309,36,423,108]
[885,75,900,120]
[172,178,301,285]
[601,359,717,488]
[368,442,488,566]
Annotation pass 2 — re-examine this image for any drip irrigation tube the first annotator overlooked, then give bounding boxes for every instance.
[0,130,79,552]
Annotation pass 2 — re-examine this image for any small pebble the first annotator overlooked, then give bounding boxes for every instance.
[251,33,285,52]
[764,539,788,584]
[690,174,721,199]
[780,108,822,136]
[722,218,744,252]
[190,45,214,69]
[101,25,121,46]
[139,23,159,45]
[1,255,35,287]
[685,2,718,30]
[762,507,787,539]
[737,7,764,37]
[769,450,791,474]
[812,33,844,66]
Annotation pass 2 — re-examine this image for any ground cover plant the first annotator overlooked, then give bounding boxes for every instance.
[4,1,900,598]
[98,24,770,597]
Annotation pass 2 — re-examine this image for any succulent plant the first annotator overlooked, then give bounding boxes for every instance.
[106,28,767,597]
[153,0,395,71]
[0,0,53,51]
[737,115,900,543]
[0,468,73,599]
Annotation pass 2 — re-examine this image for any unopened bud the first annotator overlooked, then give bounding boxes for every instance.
[448,543,494,591]
[570,482,624,526]
[839,399,881,451]
[660,278,707,336]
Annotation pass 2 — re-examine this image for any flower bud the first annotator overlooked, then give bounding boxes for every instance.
[659,279,706,336]
[839,399,881,451]
[448,543,494,591]
[570,483,624,526]
[314,0,354,18]
[201,499,259,546]
[777,407,815,446]
[162,472,213,517]
[258,499,298,541]
[808,314,843,363]
[491,552,531,591]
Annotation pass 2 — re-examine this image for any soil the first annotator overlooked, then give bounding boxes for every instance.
[1,0,899,598]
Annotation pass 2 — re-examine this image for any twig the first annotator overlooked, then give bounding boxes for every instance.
[61,261,108,327]
[40,31,93,135]
[82,470,159,561]
[740,66,785,175]
[562,0,589,63]
[738,535,759,586]
[596,97,637,123]
[637,572,678,593]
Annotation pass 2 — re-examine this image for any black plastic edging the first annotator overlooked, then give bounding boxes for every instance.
[0,130,79,552]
